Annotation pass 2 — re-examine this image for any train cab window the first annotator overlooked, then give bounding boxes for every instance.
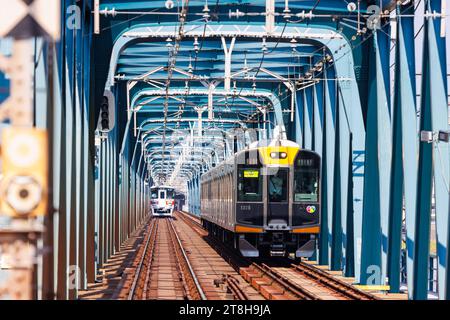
[151,190,157,199]
[237,166,262,202]
[159,190,166,199]
[294,152,320,202]
[166,189,174,199]
[294,169,319,202]
[268,168,288,202]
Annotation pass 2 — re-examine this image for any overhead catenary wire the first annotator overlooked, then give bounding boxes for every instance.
[117,0,426,185]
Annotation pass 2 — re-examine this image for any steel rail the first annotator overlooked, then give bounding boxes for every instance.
[225,275,250,300]
[177,212,316,300]
[127,218,158,300]
[292,262,379,300]
[254,263,320,300]
[177,211,379,300]
[167,218,207,300]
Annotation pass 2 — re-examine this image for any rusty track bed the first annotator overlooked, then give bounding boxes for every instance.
[166,218,206,300]
[128,218,158,300]
[291,262,378,300]
[177,211,379,301]
[178,211,314,300]
[224,275,251,300]
[245,263,320,300]
[176,211,263,300]
[127,217,206,300]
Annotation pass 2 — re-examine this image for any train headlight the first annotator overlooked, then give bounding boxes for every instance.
[4,176,43,216]
[270,152,287,159]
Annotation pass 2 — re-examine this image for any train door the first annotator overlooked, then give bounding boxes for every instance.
[267,168,289,228]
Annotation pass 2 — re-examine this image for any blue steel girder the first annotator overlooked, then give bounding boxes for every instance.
[360,24,392,285]
[105,23,347,90]
[45,0,450,302]
[131,87,283,130]
[319,66,337,266]
[115,22,364,280]
[102,3,375,284]
[142,132,226,178]
[97,0,375,14]
[413,0,449,300]
[388,3,419,296]
[105,20,360,205]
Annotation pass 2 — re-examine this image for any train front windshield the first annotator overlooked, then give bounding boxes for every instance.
[268,169,288,202]
[166,189,174,199]
[151,188,175,200]
[237,166,262,202]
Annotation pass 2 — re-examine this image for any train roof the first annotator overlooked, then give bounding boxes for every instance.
[248,139,300,149]
[150,185,175,190]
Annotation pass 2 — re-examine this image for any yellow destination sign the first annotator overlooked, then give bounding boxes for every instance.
[244,170,259,178]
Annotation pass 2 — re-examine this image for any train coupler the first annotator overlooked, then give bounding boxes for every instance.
[269,242,286,257]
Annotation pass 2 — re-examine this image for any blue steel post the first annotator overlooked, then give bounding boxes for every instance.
[312,77,324,261]
[319,66,336,266]
[303,86,313,149]
[85,21,96,283]
[74,43,84,290]
[313,78,324,161]
[50,40,63,299]
[330,90,343,270]
[423,0,449,300]
[66,50,77,299]
[196,175,201,215]
[191,180,194,213]
[337,90,351,274]
[294,90,304,147]
[97,140,104,270]
[56,26,68,298]
[414,0,435,299]
[388,3,418,295]
[193,177,197,214]
[106,137,111,261]
[115,126,120,252]
[360,25,391,285]
[336,80,366,282]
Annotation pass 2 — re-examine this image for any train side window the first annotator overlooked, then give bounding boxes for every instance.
[237,166,262,202]
[294,168,319,202]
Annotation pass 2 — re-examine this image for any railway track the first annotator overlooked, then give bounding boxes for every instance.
[289,262,378,300]
[128,218,158,300]
[178,212,312,300]
[223,275,251,300]
[175,211,263,300]
[240,263,319,300]
[176,211,379,301]
[128,217,205,300]
[166,217,206,300]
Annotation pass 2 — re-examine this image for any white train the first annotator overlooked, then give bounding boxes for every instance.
[150,186,175,217]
